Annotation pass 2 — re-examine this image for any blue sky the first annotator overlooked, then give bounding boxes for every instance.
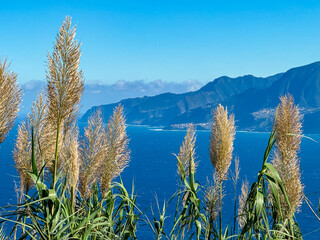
[2,0,320,84]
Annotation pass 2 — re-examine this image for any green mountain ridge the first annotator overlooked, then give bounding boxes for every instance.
[81,62,320,133]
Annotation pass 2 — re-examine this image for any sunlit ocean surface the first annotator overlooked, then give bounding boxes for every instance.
[1,121,319,239]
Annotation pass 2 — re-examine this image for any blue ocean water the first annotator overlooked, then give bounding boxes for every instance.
[0,123,319,239]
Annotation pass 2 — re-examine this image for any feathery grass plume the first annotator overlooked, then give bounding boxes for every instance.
[209,104,235,238]
[61,124,80,201]
[13,120,32,197]
[204,174,219,240]
[231,157,240,187]
[272,94,303,219]
[209,104,235,181]
[28,92,48,164]
[177,123,197,177]
[46,16,84,184]
[99,104,130,197]
[0,59,22,144]
[79,109,106,198]
[238,179,249,228]
[13,93,48,198]
[205,174,219,223]
[42,122,63,176]
[46,16,84,132]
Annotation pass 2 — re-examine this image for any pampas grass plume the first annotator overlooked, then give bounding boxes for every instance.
[177,123,197,177]
[0,59,22,144]
[272,94,303,219]
[209,104,235,181]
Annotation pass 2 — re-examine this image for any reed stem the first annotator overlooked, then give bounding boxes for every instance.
[219,180,222,239]
[233,181,237,236]
[53,122,60,189]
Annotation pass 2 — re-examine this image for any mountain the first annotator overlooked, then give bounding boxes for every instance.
[81,73,281,127]
[81,61,320,133]
[230,61,320,132]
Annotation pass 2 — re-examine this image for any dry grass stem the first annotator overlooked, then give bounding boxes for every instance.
[177,123,197,177]
[209,104,235,237]
[0,59,22,144]
[272,94,303,219]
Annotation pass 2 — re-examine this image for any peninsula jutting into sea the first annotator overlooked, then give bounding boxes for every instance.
[82,61,320,133]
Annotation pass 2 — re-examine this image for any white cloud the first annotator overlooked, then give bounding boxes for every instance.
[20,79,204,114]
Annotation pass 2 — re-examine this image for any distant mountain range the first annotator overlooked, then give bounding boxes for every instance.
[81,62,320,133]
[20,79,202,115]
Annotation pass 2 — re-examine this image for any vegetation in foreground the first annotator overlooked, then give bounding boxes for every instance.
[0,17,319,239]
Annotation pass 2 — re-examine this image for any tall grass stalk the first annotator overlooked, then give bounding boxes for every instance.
[46,16,84,188]
[238,179,249,229]
[272,94,303,221]
[79,109,105,199]
[99,104,130,197]
[232,157,240,236]
[209,104,235,239]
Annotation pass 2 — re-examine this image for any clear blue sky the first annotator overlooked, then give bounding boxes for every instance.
[2,0,320,84]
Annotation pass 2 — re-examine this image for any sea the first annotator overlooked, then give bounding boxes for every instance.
[0,121,320,239]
